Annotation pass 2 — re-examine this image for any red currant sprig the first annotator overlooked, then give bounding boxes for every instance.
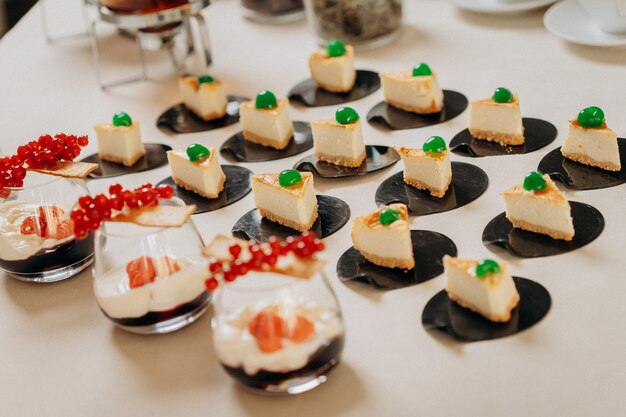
[71,183,175,239]
[0,133,89,198]
[204,232,325,291]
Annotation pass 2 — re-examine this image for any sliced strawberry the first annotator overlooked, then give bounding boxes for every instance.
[38,205,65,238]
[248,310,285,353]
[153,256,180,278]
[45,220,73,239]
[126,256,156,289]
[289,315,315,343]
[20,216,46,236]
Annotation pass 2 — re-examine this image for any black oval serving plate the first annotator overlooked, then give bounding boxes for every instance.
[288,70,380,107]
[538,139,626,190]
[294,145,399,179]
[82,143,171,179]
[482,201,604,258]
[220,121,313,163]
[422,277,551,342]
[231,195,350,242]
[156,95,249,134]
[337,230,457,290]
[375,162,488,216]
[450,118,557,157]
[156,165,252,215]
[366,90,468,131]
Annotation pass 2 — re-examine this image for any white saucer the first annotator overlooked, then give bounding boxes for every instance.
[449,0,558,14]
[544,0,626,47]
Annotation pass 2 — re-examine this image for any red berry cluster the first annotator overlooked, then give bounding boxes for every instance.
[204,232,325,291]
[70,183,175,239]
[0,133,89,197]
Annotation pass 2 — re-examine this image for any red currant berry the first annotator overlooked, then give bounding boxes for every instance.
[109,196,124,211]
[224,271,237,282]
[228,244,242,259]
[11,167,26,180]
[70,209,85,223]
[77,136,89,147]
[78,195,94,210]
[94,194,110,209]
[205,278,219,291]
[108,184,123,196]
[156,185,174,199]
[38,135,53,146]
[209,261,223,273]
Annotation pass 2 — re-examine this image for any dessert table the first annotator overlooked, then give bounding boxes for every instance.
[1,1,625,416]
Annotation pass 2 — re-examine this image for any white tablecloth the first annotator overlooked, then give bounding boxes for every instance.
[1,1,625,416]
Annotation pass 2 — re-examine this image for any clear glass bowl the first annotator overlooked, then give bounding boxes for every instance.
[0,173,94,283]
[93,198,209,334]
[212,268,345,394]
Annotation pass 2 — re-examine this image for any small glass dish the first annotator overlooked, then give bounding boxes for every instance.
[93,198,209,334]
[0,173,94,283]
[212,268,345,394]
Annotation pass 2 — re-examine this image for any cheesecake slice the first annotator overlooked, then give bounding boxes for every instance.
[351,203,414,270]
[469,87,524,146]
[309,39,356,93]
[380,63,444,114]
[502,171,574,241]
[94,112,146,167]
[396,136,452,198]
[444,256,520,323]
[312,107,366,168]
[167,144,225,199]
[240,90,294,150]
[178,75,228,121]
[251,170,318,232]
[561,106,621,172]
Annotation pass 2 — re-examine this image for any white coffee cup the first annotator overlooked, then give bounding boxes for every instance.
[578,0,626,33]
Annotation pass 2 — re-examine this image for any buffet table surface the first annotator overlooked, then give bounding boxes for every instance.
[1,1,625,416]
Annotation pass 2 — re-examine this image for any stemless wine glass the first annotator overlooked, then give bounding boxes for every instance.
[93,198,209,334]
[0,173,94,283]
[212,268,345,394]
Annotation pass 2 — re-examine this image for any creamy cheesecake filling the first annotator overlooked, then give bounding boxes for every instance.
[399,148,452,197]
[94,121,146,166]
[351,220,414,269]
[445,257,519,323]
[240,99,294,147]
[252,178,318,231]
[312,120,366,167]
[0,201,74,261]
[503,193,574,240]
[469,97,524,144]
[309,46,356,93]
[381,71,444,113]
[167,149,225,198]
[561,122,621,171]
[214,301,344,375]
[179,78,228,121]
[94,261,208,319]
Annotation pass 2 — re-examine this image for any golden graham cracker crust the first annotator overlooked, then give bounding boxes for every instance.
[243,127,294,150]
[315,150,366,168]
[99,150,145,167]
[469,128,525,146]
[386,97,443,115]
[447,290,520,323]
[561,150,621,172]
[403,176,449,198]
[171,175,225,199]
[258,206,319,232]
[507,216,574,241]
[351,244,414,270]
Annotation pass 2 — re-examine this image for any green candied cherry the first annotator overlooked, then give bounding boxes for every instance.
[523,171,547,192]
[256,90,277,110]
[112,112,132,127]
[475,259,500,278]
[279,169,302,187]
[577,106,605,128]
[492,87,513,103]
[186,144,210,162]
[423,135,447,154]
[412,63,432,77]
[197,75,215,84]
[379,207,401,225]
[326,38,346,58]
[335,107,360,125]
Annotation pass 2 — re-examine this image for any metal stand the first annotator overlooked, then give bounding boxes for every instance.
[89,0,212,89]
[40,0,94,43]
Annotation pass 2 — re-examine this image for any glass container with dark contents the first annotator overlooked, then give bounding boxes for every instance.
[240,0,305,23]
[100,0,189,14]
[0,174,94,283]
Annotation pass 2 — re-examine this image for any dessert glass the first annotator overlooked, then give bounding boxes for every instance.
[240,0,305,24]
[304,0,403,48]
[93,198,209,334]
[212,268,345,394]
[0,173,94,283]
